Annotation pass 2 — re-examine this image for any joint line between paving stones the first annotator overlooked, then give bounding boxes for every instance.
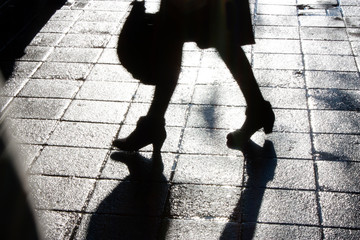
[296,1,326,238]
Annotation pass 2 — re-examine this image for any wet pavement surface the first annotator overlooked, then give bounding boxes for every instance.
[1,0,360,239]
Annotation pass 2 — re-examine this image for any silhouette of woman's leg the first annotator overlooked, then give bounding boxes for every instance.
[217,43,275,149]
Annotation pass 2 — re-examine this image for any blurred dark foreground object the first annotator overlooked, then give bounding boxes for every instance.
[0,71,41,240]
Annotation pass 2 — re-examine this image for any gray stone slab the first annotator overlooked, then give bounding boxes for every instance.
[6,98,71,119]
[19,46,52,61]
[187,105,245,129]
[3,61,40,80]
[196,67,235,84]
[200,51,230,69]
[300,27,348,40]
[29,175,95,211]
[178,66,198,84]
[261,87,308,109]
[36,210,80,240]
[19,79,82,98]
[311,110,360,134]
[76,214,160,240]
[47,122,119,148]
[348,28,360,41]
[167,184,242,219]
[345,17,360,28]
[83,1,129,11]
[102,151,175,181]
[69,21,118,35]
[76,81,138,101]
[257,4,298,15]
[299,16,345,27]
[320,192,360,228]
[317,160,360,192]
[33,62,92,80]
[323,228,360,240]
[58,33,111,48]
[0,78,29,96]
[47,47,102,63]
[159,218,240,240]
[244,158,316,190]
[302,40,353,55]
[97,49,120,64]
[308,89,360,110]
[255,26,300,39]
[173,154,243,185]
[15,144,43,170]
[313,133,360,161]
[78,10,125,22]
[254,69,305,88]
[351,41,360,56]
[62,100,129,123]
[242,188,318,225]
[253,39,301,54]
[40,20,72,33]
[29,33,63,47]
[50,9,82,21]
[305,71,360,89]
[273,109,310,132]
[191,83,245,106]
[86,63,135,82]
[257,0,297,5]
[253,53,303,70]
[6,119,57,144]
[304,55,357,71]
[256,15,299,26]
[86,179,168,216]
[31,146,108,178]
[242,223,322,240]
[182,51,202,67]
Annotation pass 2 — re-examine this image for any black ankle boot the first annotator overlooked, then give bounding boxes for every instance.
[227,101,275,149]
[113,116,166,153]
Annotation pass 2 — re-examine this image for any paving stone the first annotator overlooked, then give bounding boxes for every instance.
[62,100,129,123]
[15,144,43,170]
[101,151,175,181]
[196,67,235,84]
[76,214,160,240]
[187,105,245,129]
[86,179,168,216]
[191,83,246,106]
[256,15,299,26]
[258,0,297,4]
[255,26,300,39]
[313,133,360,161]
[19,79,82,98]
[348,28,360,41]
[299,16,345,27]
[78,10,125,22]
[173,154,243,185]
[36,210,80,240]
[19,46,52,61]
[47,47,102,63]
[345,17,360,28]
[300,27,348,40]
[242,188,318,225]
[6,97,71,119]
[305,71,360,89]
[182,51,202,67]
[69,21,118,35]
[29,175,95,211]
[351,41,360,56]
[76,81,138,101]
[2,61,40,80]
[0,78,29,96]
[311,110,360,134]
[33,62,92,80]
[200,51,229,69]
[97,49,120,64]
[0,96,11,112]
[86,63,134,82]
[40,20,73,33]
[47,122,119,148]
[50,9,82,21]
[6,119,57,144]
[84,1,129,11]
[159,218,240,240]
[244,158,316,190]
[323,228,360,240]
[317,160,360,192]
[58,33,111,48]
[257,4,298,15]
[302,40,353,55]
[320,192,360,228]
[308,89,360,110]
[253,39,301,54]
[253,53,303,70]
[272,109,310,132]
[178,66,198,84]
[31,146,108,178]
[124,103,188,127]
[261,87,308,109]
[167,184,242,219]
[242,223,321,240]
[304,55,357,71]
[254,69,305,88]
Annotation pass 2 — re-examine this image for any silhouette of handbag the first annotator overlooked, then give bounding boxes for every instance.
[117,0,158,85]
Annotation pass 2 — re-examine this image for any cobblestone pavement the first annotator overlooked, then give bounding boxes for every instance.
[1,0,360,239]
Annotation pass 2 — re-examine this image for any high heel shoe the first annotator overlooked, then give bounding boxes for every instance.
[227,101,275,149]
[113,116,166,153]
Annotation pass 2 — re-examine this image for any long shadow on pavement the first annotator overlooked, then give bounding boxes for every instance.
[221,140,277,239]
[85,152,169,240]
